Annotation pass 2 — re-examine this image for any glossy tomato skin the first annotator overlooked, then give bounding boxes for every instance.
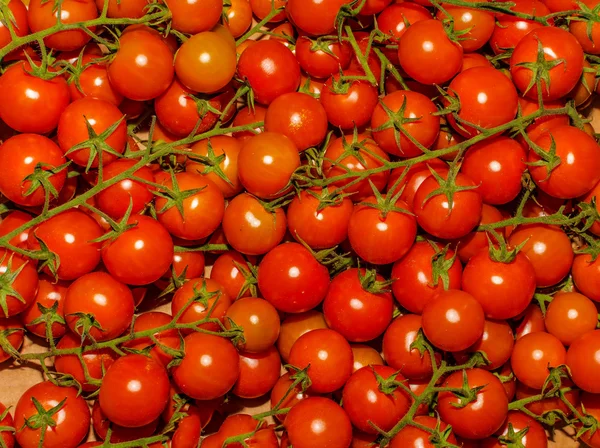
[54,331,116,391]
[382,314,439,379]
[295,36,352,79]
[0,210,32,247]
[461,136,527,205]
[233,346,281,399]
[0,0,28,48]
[57,97,127,167]
[511,332,566,389]
[287,188,354,249]
[21,275,68,339]
[0,134,67,207]
[64,271,134,341]
[391,415,458,448]
[438,368,508,439]
[175,32,236,94]
[0,249,39,318]
[171,278,231,333]
[102,215,174,285]
[167,0,222,33]
[0,317,24,363]
[323,268,393,342]
[222,193,287,255]
[436,5,494,52]
[378,3,431,42]
[581,179,600,237]
[14,381,90,448]
[387,159,448,210]
[508,224,573,288]
[276,310,328,362]
[348,197,417,265]
[27,210,102,280]
[489,0,549,54]
[258,242,330,313]
[462,249,536,319]
[343,365,410,434]
[572,253,600,301]
[108,29,174,101]
[95,0,149,18]
[92,400,159,442]
[422,289,485,352]
[414,172,483,240]
[27,0,97,51]
[270,373,314,422]
[155,172,225,240]
[371,90,440,158]
[519,97,569,143]
[453,204,504,263]
[515,304,546,340]
[68,54,123,105]
[468,319,515,370]
[480,411,548,448]
[288,328,354,393]
[284,397,353,448]
[545,292,598,346]
[510,27,584,100]
[529,126,600,199]
[446,67,518,138]
[567,330,600,393]
[0,62,70,134]
[225,297,280,353]
[123,311,179,367]
[351,344,384,372]
[237,40,301,105]
[264,92,328,151]
[0,402,15,448]
[286,0,351,35]
[398,19,463,85]
[172,332,240,400]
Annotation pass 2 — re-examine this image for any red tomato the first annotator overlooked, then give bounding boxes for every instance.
[382,314,439,379]
[171,278,231,333]
[378,3,431,42]
[508,224,573,287]
[490,0,550,54]
[438,368,508,439]
[270,373,314,422]
[108,29,174,101]
[391,416,458,447]
[288,328,353,393]
[0,0,28,48]
[371,90,440,158]
[258,242,330,313]
[232,105,266,141]
[237,40,301,105]
[295,36,352,79]
[414,171,483,240]
[21,275,68,339]
[0,317,24,363]
[68,54,123,105]
[445,67,518,138]
[510,27,584,100]
[468,319,515,370]
[0,134,67,207]
[572,253,600,301]
[511,331,566,389]
[567,330,600,393]
[286,0,351,35]
[461,53,494,71]
[91,400,159,442]
[0,252,38,319]
[277,310,328,362]
[351,344,384,372]
[167,0,222,33]
[387,158,448,210]
[0,402,15,448]
[481,411,547,448]
[209,250,255,300]
[323,268,394,342]
[545,292,598,346]
[54,331,117,391]
[225,297,281,353]
[516,380,580,416]
[95,0,149,17]
[0,62,70,134]
[0,210,32,247]
[529,126,600,199]
[398,19,462,85]
[518,97,568,143]
[284,397,353,448]
[453,204,504,263]
[422,289,485,352]
[122,311,180,367]
[172,332,240,400]
[436,6,494,52]
[515,304,547,340]
[233,346,281,398]
[250,0,287,21]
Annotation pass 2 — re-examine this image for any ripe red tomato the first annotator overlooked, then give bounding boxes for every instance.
[343,365,410,434]
[453,204,504,263]
[99,354,169,428]
[237,40,301,105]
[438,368,508,439]
[21,275,68,339]
[249,0,286,21]
[101,215,174,285]
[232,105,267,141]
[0,317,24,362]
[122,311,179,367]
[510,27,584,100]
[295,36,352,79]
[545,292,598,346]
[567,330,600,393]
[351,344,384,372]
[511,331,566,389]
[54,331,116,391]
[222,193,287,255]
[233,346,281,398]
[516,380,580,417]
[167,0,222,33]
[371,90,440,158]
[95,0,149,17]
[57,97,127,167]
[68,54,123,105]
[286,0,351,35]
[270,372,314,421]
[572,253,600,301]
[468,319,515,370]
[508,224,573,287]
[225,297,280,353]
[323,268,394,342]
[414,171,483,239]
[92,400,159,442]
[481,411,548,448]
[436,6,494,52]
[382,314,439,379]
[515,304,547,340]
[0,0,28,48]
[391,416,458,447]
[489,0,549,54]
[175,32,236,94]
[0,401,15,448]
[529,126,600,199]
[284,397,353,448]
[398,19,462,85]
[0,134,67,207]
[288,328,353,393]
[108,29,174,101]
[570,0,600,54]
[173,332,240,400]
[518,97,569,142]
[378,3,431,42]
[578,392,600,447]
[0,62,70,134]
[277,311,328,362]
[0,210,32,247]
[462,248,536,319]
[258,242,330,313]
[387,159,448,210]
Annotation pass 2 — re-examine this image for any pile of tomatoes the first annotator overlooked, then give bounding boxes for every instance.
[1,0,600,446]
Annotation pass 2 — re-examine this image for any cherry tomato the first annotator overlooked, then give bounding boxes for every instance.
[91,400,159,442]
[0,134,67,207]
[288,328,353,393]
[0,0,29,48]
[232,105,267,141]
[233,346,281,399]
[481,411,547,448]
[122,311,180,367]
[323,268,393,342]
[438,368,508,439]
[453,204,505,263]
[95,0,149,17]
[277,310,328,362]
[225,297,280,353]
[101,215,174,285]
[545,292,598,346]
[511,331,566,389]
[167,0,222,33]
[515,304,547,340]
[250,0,287,21]
[0,402,15,448]
[572,253,600,302]
[518,97,569,143]
[391,415,458,448]
[295,36,352,79]
[0,210,32,247]
[378,3,431,42]
[567,330,600,393]
[270,373,314,421]
[108,29,174,101]
[461,53,494,71]
[436,5,494,52]
[351,344,384,372]
[387,159,448,210]
[490,0,549,54]
[258,242,330,313]
[68,54,123,105]
[0,62,70,134]
[286,0,351,35]
[21,275,68,339]
[468,319,515,370]
[0,317,24,362]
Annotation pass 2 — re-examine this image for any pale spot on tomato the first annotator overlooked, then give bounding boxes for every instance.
[422,41,434,52]
[64,233,75,244]
[489,161,501,172]
[532,349,544,360]
[263,155,274,165]
[376,222,388,232]
[135,54,148,67]
[127,379,142,392]
[244,211,261,228]
[199,52,211,64]
[260,58,276,75]
[350,298,363,310]
[24,156,34,165]
[533,241,546,255]
[366,390,378,403]
[445,308,460,323]
[93,77,103,87]
[491,275,503,285]
[461,11,473,22]
[249,314,259,324]
[477,92,488,104]
[242,356,259,368]
[25,88,40,100]
[120,179,133,191]
[200,354,212,366]
[288,266,300,278]
[134,239,145,250]
[317,350,328,360]
[311,419,325,434]
[566,152,575,164]
[567,309,579,319]
[93,293,107,306]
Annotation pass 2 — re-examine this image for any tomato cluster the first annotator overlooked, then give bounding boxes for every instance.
[1,0,600,447]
